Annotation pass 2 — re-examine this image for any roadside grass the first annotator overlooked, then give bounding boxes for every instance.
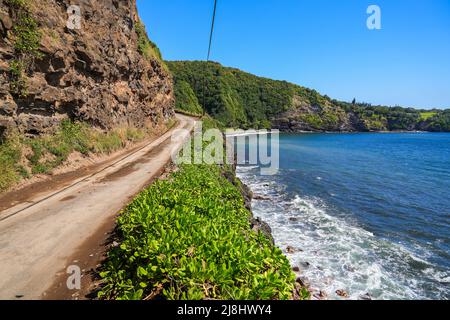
[97,164,299,300]
[174,109,203,118]
[200,114,226,131]
[0,134,23,191]
[0,121,162,192]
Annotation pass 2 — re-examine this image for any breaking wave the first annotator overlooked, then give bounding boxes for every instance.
[236,166,449,300]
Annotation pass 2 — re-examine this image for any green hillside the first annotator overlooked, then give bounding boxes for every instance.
[168,61,450,132]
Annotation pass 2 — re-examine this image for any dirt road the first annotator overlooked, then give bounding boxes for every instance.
[0,114,195,300]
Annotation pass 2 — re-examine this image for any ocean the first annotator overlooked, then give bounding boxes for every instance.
[236,132,450,300]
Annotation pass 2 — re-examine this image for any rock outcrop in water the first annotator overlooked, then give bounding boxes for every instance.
[0,0,174,136]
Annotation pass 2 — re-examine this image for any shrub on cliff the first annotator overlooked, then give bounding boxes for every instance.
[135,20,165,66]
[173,80,203,115]
[6,0,43,97]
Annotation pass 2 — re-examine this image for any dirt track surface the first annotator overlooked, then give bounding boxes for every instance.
[0,114,195,300]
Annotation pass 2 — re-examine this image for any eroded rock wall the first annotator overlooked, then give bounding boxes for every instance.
[0,0,174,135]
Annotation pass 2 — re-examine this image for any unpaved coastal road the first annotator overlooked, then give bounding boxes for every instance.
[0,114,195,300]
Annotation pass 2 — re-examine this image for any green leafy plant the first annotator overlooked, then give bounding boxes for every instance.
[98,119,300,300]
[98,164,298,300]
[7,0,43,97]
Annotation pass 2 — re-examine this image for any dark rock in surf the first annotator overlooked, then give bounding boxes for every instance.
[296,277,309,288]
[300,261,310,269]
[250,217,274,245]
[253,194,271,201]
[286,246,297,254]
[359,293,372,300]
[314,291,328,300]
[223,165,275,245]
[336,290,349,298]
[223,169,253,211]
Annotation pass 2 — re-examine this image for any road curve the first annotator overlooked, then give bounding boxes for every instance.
[0,114,196,300]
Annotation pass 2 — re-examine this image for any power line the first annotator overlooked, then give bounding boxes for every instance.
[207,0,218,62]
[202,0,219,117]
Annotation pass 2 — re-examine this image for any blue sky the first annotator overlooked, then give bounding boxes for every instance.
[137,0,450,109]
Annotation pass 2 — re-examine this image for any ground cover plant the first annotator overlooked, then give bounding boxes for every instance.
[98,164,300,300]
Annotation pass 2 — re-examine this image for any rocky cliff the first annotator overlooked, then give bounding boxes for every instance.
[0,0,174,136]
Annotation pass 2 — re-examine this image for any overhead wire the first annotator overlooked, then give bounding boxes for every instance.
[202,0,219,117]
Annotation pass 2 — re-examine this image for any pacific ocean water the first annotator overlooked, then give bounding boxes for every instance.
[236,132,449,300]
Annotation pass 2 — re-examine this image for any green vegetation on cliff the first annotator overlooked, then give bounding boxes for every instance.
[168,61,292,129]
[168,61,450,132]
[135,20,162,62]
[135,20,168,72]
[6,0,43,97]
[173,80,203,115]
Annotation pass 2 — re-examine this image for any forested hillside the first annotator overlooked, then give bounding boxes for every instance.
[168,61,450,132]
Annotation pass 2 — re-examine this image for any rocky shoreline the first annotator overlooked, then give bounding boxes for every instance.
[224,164,309,299]
[231,166,380,301]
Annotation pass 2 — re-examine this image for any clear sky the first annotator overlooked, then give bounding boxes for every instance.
[136,0,450,110]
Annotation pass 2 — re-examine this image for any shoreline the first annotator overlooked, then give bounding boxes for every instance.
[230,165,310,299]
[225,128,445,136]
[233,133,450,300]
[234,166,358,301]
[279,129,436,134]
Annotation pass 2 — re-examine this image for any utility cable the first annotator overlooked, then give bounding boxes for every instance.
[202,0,219,117]
[207,0,218,62]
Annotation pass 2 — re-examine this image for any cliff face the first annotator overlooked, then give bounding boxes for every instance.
[0,0,174,136]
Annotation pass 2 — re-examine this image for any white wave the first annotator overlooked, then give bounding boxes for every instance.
[236,167,449,300]
[236,165,259,173]
[422,268,450,284]
[225,130,272,137]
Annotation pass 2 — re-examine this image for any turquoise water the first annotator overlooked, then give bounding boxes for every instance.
[236,133,450,300]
